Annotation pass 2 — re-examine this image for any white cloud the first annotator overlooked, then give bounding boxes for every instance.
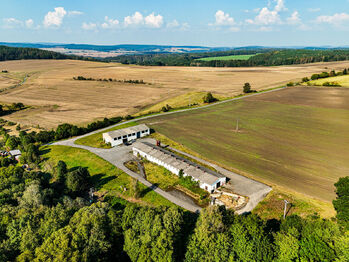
[316,13,349,26]
[124,11,144,26]
[82,22,97,30]
[144,13,163,28]
[123,11,164,28]
[101,16,119,29]
[25,19,34,28]
[308,8,320,12]
[44,7,67,27]
[274,0,287,12]
[167,19,180,28]
[287,11,301,25]
[246,0,289,26]
[246,7,281,25]
[68,11,83,16]
[2,18,23,28]
[214,10,236,26]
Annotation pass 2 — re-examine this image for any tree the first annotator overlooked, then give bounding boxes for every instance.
[5,136,19,150]
[343,68,348,75]
[122,205,184,262]
[185,206,233,262]
[203,92,217,103]
[302,77,310,82]
[19,182,43,209]
[274,227,300,261]
[243,83,251,93]
[66,167,90,194]
[55,161,67,184]
[333,176,349,229]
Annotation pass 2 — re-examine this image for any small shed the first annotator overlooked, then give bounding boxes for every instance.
[9,149,22,161]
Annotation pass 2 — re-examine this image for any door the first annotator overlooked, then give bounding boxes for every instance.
[216,181,221,188]
[137,131,141,138]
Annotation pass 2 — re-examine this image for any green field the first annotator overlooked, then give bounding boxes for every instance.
[308,75,349,87]
[197,54,257,61]
[41,145,175,207]
[74,122,138,148]
[140,87,349,202]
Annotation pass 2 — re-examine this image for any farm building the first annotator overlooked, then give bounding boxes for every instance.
[103,124,150,147]
[132,141,227,193]
[9,149,22,161]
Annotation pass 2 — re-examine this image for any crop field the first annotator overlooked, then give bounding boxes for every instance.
[197,54,257,61]
[308,75,349,87]
[1,59,349,129]
[140,86,349,202]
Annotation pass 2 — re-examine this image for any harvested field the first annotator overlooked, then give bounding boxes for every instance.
[140,87,349,202]
[1,59,349,129]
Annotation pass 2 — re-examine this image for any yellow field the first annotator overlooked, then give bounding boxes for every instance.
[1,59,349,129]
[308,74,349,87]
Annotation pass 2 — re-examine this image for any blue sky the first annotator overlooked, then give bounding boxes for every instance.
[1,0,349,46]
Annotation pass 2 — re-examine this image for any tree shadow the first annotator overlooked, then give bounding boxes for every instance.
[91,173,117,190]
[139,183,158,198]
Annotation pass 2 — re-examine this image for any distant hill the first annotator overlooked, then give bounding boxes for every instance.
[0,42,230,54]
[0,45,93,62]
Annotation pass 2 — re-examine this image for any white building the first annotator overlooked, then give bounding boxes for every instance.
[103,124,150,147]
[9,149,22,161]
[132,142,227,193]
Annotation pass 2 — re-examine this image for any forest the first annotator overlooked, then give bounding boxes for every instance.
[0,156,347,261]
[0,46,93,62]
[109,49,349,67]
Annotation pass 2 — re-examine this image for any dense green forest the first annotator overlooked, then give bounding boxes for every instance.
[0,160,347,261]
[0,46,93,62]
[109,49,349,67]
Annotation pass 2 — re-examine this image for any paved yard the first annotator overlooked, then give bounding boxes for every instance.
[53,136,271,214]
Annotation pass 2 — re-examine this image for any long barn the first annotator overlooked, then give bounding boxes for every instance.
[132,141,227,193]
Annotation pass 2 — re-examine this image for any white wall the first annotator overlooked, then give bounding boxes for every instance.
[133,147,225,193]
[104,128,150,147]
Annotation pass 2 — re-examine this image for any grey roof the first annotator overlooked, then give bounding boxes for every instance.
[104,124,149,139]
[9,149,21,156]
[133,142,225,186]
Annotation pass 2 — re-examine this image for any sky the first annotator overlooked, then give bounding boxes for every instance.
[1,0,349,47]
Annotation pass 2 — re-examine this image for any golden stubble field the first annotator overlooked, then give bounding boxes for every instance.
[1,59,349,129]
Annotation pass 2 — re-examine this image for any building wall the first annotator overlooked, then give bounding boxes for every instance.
[133,147,225,193]
[103,128,150,147]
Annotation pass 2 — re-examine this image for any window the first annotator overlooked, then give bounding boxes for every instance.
[114,137,117,141]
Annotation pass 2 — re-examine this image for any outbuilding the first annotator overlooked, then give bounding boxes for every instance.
[103,124,150,147]
[9,149,22,161]
[132,141,227,193]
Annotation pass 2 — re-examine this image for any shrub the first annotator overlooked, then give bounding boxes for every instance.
[203,92,217,103]
[287,82,294,87]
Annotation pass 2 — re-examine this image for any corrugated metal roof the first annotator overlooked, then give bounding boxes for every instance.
[104,124,149,139]
[133,142,225,185]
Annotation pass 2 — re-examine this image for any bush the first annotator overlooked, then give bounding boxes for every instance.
[203,92,217,103]
[287,82,294,87]
[161,104,172,112]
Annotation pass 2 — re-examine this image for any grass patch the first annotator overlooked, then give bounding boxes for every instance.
[307,75,349,87]
[253,188,335,220]
[197,54,258,61]
[41,145,175,207]
[74,121,138,148]
[136,92,228,116]
[125,159,209,206]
